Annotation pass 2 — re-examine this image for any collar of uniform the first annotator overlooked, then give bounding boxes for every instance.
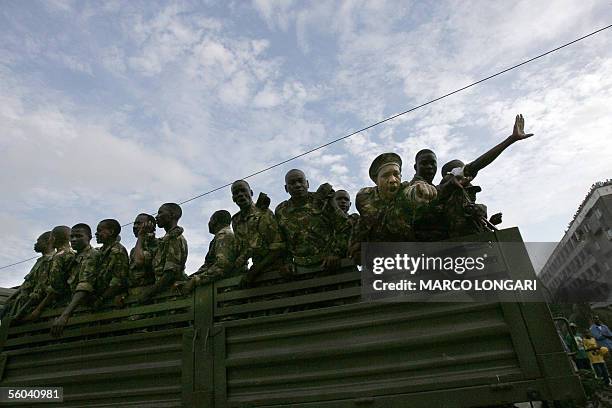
[77,244,93,258]
[101,240,116,251]
[236,203,257,221]
[287,192,314,208]
[164,225,184,240]
[216,225,232,237]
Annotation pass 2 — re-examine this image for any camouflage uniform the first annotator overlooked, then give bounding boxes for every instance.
[232,203,284,271]
[409,176,449,242]
[6,253,54,316]
[46,247,77,304]
[65,245,98,296]
[353,181,428,242]
[195,225,239,281]
[152,226,188,284]
[275,192,346,267]
[95,241,129,294]
[443,185,489,239]
[336,213,360,258]
[128,233,157,288]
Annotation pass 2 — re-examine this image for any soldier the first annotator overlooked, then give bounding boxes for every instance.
[334,190,359,258]
[275,169,347,271]
[439,114,533,238]
[411,149,438,185]
[349,153,437,261]
[92,219,129,308]
[179,210,238,293]
[50,223,98,337]
[23,226,75,321]
[128,213,156,291]
[137,203,188,303]
[231,180,284,287]
[2,231,55,322]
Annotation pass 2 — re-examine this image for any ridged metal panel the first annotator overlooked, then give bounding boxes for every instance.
[1,328,186,407]
[220,302,526,407]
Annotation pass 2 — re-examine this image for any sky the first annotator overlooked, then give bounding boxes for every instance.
[1,0,611,287]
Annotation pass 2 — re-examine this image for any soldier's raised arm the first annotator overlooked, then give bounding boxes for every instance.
[448,114,534,179]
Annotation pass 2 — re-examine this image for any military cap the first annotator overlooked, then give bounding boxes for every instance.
[369,153,402,182]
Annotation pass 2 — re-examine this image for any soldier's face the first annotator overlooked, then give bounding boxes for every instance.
[415,153,437,183]
[231,182,253,209]
[285,171,309,198]
[376,164,401,196]
[156,206,172,228]
[335,191,351,213]
[70,228,91,252]
[96,223,114,245]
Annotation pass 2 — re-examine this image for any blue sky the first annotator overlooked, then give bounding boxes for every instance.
[2,0,612,287]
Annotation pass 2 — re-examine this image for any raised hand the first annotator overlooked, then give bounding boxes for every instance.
[510,114,534,142]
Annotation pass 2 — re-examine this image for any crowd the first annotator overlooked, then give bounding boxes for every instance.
[1,114,532,337]
[566,315,612,386]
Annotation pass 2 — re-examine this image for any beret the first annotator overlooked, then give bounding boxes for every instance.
[369,153,402,182]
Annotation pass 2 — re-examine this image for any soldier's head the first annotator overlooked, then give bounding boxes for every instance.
[414,149,437,184]
[284,169,309,199]
[156,203,182,229]
[370,153,402,199]
[335,190,351,214]
[231,180,253,210]
[96,219,121,245]
[51,226,71,249]
[34,231,53,253]
[209,210,231,234]
[441,159,465,178]
[70,223,92,252]
[133,213,156,238]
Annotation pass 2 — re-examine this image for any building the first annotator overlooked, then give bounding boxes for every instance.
[540,180,612,302]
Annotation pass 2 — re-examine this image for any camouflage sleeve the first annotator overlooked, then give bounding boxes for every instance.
[108,247,129,288]
[75,251,98,293]
[161,236,187,278]
[262,209,284,252]
[204,233,237,280]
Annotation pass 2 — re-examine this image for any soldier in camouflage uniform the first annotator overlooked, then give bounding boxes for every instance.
[231,180,284,287]
[128,213,157,292]
[334,190,359,259]
[51,223,99,337]
[92,219,129,308]
[349,153,437,262]
[2,231,55,322]
[23,226,75,322]
[137,203,188,303]
[275,169,347,271]
[439,114,533,238]
[408,149,455,241]
[179,210,239,293]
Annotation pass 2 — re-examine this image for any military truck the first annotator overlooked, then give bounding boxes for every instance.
[0,228,584,407]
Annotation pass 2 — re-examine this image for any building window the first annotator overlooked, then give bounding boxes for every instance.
[595,208,603,219]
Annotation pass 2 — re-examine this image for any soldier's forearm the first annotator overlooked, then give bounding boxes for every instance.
[467,136,514,176]
[61,291,88,320]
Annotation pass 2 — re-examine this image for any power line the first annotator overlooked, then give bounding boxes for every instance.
[3,23,612,271]
[0,256,39,270]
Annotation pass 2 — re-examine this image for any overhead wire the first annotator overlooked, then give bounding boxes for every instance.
[2,23,612,271]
